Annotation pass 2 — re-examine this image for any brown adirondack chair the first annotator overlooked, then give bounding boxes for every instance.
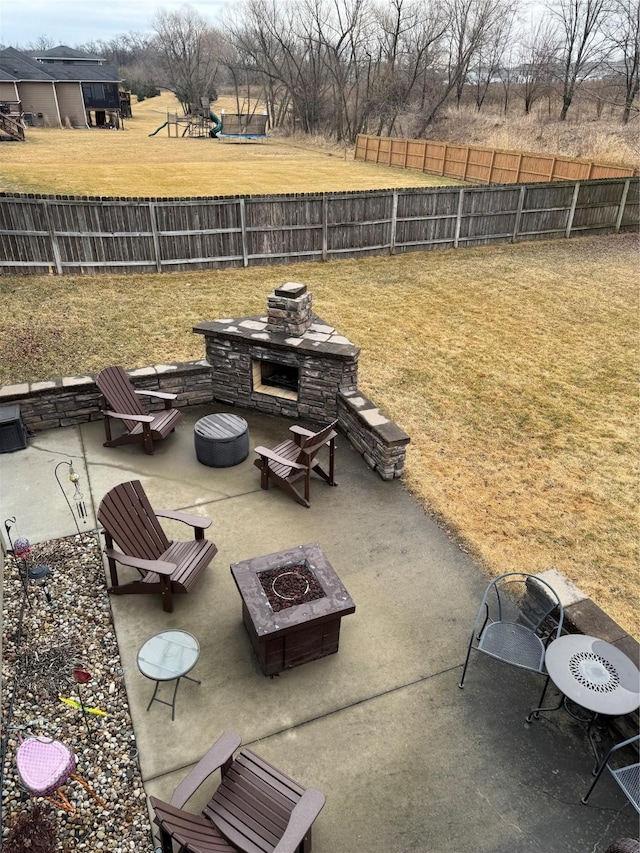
[253,421,338,508]
[150,731,325,853]
[96,365,182,455]
[97,480,217,613]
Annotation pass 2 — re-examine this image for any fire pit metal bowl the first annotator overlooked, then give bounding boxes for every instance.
[230,543,356,676]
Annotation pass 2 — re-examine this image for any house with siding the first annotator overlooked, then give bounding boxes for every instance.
[0,45,123,129]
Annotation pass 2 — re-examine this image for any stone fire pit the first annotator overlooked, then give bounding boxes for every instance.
[230,544,356,676]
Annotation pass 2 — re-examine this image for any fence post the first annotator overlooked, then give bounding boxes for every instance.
[239,198,249,267]
[148,202,162,273]
[41,199,63,275]
[565,182,580,238]
[515,153,523,183]
[487,150,496,184]
[454,187,465,248]
[422,140,428,173]
[463,146,471,181]
[389,190,398,255]
[615,179,631,232]
[512,185,527,243]
[322,193,328,261]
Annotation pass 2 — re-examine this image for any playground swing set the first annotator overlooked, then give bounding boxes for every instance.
[149,106,268,143]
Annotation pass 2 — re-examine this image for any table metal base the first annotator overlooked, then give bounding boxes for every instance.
[527,689,603,772]
[146,673,201,721]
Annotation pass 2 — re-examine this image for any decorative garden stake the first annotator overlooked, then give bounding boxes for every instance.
[27,563,52,604]
[13,535,31,591]
[3,520,53,605]
[72,669,94,740]
[59,696,106,716]
[54,460,88,533]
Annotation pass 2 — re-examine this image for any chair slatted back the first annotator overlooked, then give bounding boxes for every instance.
[296,420,338,464]
[96,366,147,429]
[97,480,170,560]
[207,748,305,853]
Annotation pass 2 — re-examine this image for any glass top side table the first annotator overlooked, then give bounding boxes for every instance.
[137,630,201,721]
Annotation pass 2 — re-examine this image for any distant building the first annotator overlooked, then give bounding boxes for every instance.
[0,45,124,128]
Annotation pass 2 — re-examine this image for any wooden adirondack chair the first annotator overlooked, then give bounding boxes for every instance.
[96,365,182,455]
[253,421,338,508]
[97,480,217,613]
[150,731,325,853]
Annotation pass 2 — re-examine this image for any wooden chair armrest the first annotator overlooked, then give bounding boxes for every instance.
[303,432,337,457]
[289,425,314,438]
[155,509,212,531]
[254,446,307,470]
[273,788,326,853]
[135,389,177,401]
[170,731,242,808]
[290,424,337,450]
[104,547,176,577]
[102,410,155,424]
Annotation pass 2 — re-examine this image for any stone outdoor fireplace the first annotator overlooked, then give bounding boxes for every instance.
[193,282,410,480]
[193,283,360,423]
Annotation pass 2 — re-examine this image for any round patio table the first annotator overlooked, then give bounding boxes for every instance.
[137,630,201,721]
[527,634,640,768]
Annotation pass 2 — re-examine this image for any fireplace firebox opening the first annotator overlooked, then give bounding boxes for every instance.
[252,359,299,400]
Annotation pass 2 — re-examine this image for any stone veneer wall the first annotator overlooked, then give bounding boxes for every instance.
[200,336,359,422]
[0,361,214,432]
[338,390,410,480]
[0,359,409,480]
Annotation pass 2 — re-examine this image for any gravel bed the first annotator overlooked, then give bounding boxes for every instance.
[1,533,155,852]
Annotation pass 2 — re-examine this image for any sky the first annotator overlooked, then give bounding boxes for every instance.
[1,0,551,50]
[0,0,232,48]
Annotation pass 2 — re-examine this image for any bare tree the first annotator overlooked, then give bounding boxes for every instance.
[548,0,611,119]
[153,5,224,114]
[24,35,56,51]
[470,2,518,110]
[517,18,560,114]
[606,0,640,122]
[79,33,164,100]
[415,0,515,128]
[226,0,331,133]
[81,33,157,67]
[372,0,447,134]
[302,0,371,141]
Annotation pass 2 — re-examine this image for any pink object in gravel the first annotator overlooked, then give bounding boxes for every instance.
[16,736,75,796]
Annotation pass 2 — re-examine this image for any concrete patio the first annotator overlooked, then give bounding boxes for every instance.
[1,403,638,852]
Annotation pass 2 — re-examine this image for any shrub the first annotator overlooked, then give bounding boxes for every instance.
[4,803,58,853]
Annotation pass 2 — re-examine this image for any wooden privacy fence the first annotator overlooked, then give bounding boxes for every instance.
[355,135,639,184]
[0,177,637,275]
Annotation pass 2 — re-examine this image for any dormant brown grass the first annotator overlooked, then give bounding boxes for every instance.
[1,235,637,636]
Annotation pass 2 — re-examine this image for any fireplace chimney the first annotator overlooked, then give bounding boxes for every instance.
[267,283,312,336]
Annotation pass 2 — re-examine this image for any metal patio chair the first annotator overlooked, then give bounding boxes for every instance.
[582,733,640,813]
[459,572,564,691]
